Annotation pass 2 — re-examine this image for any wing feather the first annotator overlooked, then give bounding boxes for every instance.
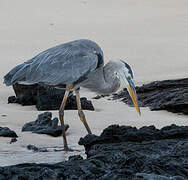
[18,40,103,85]
[5,39,104,86]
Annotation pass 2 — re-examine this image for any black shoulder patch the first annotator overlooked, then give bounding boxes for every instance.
[96,53,104,69]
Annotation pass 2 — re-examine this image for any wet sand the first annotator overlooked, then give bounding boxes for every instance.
[0,0,188,166]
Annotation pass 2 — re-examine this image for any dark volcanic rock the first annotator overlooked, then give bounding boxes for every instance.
[9,137,17,144]
[1,124,188,179]
[79,124,188,153]
[79,124,188,179]
[0,127,18,137]
[27,144,48,152]
[8,96,18,103]
[8,83,94,111]
[22,112,69,137]
[11,83,39,105]
[113,78,188,114]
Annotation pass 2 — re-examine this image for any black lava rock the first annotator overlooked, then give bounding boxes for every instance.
[1,124,188,179]
[8,96,18,103]
[22,112,69,137]
[9,137,17,144]
[113,78,188,114]
[27,144,48,152]
[8,83,94,111]
[79,124,188,179]
[11,83,39,105]
[0,127,18,137]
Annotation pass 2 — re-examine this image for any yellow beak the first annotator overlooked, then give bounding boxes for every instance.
[128,85,141,116]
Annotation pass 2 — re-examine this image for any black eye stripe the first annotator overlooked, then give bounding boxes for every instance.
[120,60,133,78]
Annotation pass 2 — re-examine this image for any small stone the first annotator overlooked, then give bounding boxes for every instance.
[8,96,17,103]
[1,114,7,117]
[27,144,48,152]
[0,127,18,137]
[9,137,17,144]
[22,112,69,137]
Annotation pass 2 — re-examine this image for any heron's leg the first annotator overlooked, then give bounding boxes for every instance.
[59,85,72,150]
[75,89,92,134]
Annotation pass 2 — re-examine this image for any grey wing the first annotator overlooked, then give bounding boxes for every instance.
[4,39,104,86]
[11,50,101,86]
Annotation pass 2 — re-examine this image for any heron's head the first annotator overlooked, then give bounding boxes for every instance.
[114,60,141,116]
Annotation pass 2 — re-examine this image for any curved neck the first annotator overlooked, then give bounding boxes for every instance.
[81,63,120,95]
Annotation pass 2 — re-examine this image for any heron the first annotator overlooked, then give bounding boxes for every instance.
[4,39,141,151]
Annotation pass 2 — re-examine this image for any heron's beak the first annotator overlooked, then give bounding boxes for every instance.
[127,80,141,116]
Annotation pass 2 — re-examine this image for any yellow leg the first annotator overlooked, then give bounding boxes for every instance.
[59,85,72,150]
[75,89,92,134]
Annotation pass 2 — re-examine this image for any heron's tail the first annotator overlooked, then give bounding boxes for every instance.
[3,63,28,86]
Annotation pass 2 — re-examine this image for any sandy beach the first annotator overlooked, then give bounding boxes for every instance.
[0,0,188,166]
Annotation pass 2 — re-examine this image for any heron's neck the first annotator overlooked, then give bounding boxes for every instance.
[99,63,120,95]
[82,64,120,95]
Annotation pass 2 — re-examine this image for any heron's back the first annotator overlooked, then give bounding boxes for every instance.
[4,39,104,86]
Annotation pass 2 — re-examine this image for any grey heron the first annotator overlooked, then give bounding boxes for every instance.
[4,39,141,151]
